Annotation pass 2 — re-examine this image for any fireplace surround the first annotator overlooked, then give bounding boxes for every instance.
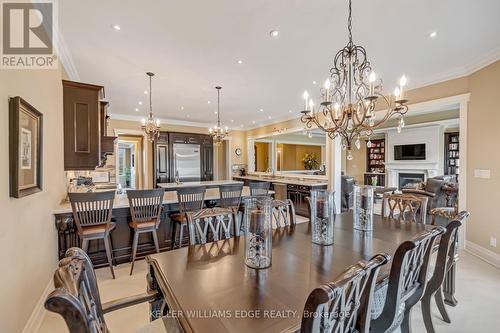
[398,173,425,189]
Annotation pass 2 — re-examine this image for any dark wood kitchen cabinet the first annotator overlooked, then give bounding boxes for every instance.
[63,80,104,170]
[287,184,327,216]
[99,101,117,159]
[153,132,213,186]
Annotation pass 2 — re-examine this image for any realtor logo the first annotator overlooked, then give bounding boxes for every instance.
[1,0,58,69]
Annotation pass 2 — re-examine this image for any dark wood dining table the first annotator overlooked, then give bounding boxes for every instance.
[145,213,435,333]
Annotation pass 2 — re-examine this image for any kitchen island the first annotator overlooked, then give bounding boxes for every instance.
[54,186,257,267]
[157,179,243,191]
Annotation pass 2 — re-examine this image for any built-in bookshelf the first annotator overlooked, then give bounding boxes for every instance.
[444,132,459,178]
[364,138,386,186]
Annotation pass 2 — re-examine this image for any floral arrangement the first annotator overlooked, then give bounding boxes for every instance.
[302,153,320,170]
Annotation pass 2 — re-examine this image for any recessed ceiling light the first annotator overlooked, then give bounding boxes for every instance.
[268,115,272,119]
[259,108,264,112]
[135,108,139,112]
[237,59,243,64]
[181,106,184,110]
[252,121,256,124]
[230,119,234,123]
[214,111,218,114]
[138,101,142,105]
[144,90,148,94]
[312,81,317,85]
[112,24,121,31]
[429,31,437,38]
[186,114,190,118]
[240,124,244,127]
[270,30,279,38]
[289,109,293,113]
[207,101,211,104]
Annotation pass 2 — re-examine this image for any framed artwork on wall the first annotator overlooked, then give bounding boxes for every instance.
[9,96,43,198]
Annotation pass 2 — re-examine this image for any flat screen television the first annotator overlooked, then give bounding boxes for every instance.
[394,144,426,160]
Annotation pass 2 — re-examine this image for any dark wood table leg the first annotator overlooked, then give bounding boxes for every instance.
[443,254,459,306]
[147,261,168,321]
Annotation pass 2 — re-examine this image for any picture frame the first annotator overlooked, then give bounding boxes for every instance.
[9,96,43,198]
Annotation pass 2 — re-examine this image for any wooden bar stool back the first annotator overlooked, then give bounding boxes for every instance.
[249,181,271,196]
[170,186,206,248]
[127,188,165,275]
[219,183,243,209]
[301,253,390,333]
[69,191,116,279]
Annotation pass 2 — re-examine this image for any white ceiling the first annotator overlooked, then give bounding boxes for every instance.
[59,0,500,129]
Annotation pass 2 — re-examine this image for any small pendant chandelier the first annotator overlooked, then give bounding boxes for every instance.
[300,0,409,160]
[209,86,229,145]
[141,72,161,141]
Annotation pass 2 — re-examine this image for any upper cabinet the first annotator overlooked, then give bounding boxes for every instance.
[63,80,109,170]
[99,101,117,161]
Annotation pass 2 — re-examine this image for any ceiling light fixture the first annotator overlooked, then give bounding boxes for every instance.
[429,31,437,38]
[181,106,184,110]
[312,81,317,85]
[270,30,279,37]
[144,90,148,94]
[135,108,139,112]
[112,24,121,31]
[138,101,142,105]
[237,59,243,64]
[300,0,409,160]
[207,101,211,104]
[259,108,264,112]
[208,86,229,145]
[141,72,161,141]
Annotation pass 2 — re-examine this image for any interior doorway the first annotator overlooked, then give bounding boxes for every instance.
[116,135,144,189]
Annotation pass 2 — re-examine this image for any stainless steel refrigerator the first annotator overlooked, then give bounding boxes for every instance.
[173,143,201,181]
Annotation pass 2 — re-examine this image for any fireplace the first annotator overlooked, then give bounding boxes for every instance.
[398,173,425,189]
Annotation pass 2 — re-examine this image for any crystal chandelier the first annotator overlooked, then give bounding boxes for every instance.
[300,0,409,160]
[141,72,161,141]
[209,86,229,145]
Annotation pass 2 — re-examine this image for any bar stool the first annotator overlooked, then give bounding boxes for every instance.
[219,183,243,235]
[169,186,206,249]
[249,181,271,196]
[69,191,116,279]
[126,188,165,275]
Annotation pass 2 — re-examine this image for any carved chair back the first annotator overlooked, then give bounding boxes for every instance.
[69,191,115,236]
[382,193,428,224]
[176,186,206,215]
[249,181,271,197]
[428,211,469,293]
[45,247,106,333]
[186,207,237,245]
[370,226,445,332]
[127,189,165,227]
[271,199,296,228]
[219,183,243,210]
[301,253,390,333]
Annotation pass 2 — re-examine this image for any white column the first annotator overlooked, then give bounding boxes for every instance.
[458,100,468,249]
[326,137,342,213]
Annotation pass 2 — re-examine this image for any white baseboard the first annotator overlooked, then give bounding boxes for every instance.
[465,240,500,269]
[22,278,53,333]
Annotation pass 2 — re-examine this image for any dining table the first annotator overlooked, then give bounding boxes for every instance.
[145,212,440,333]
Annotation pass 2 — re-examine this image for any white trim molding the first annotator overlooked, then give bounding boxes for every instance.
[22,278,53,333]
[465,241,500,269]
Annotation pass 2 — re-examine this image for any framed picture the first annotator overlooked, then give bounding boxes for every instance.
[9,97,43,198]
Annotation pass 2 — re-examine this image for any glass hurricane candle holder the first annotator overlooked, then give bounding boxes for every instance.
[310,189,335,245]
[353,185,374,231]
[244,197,272,269]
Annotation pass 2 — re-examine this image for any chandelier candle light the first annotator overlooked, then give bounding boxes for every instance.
[300,0,409,160]
[209,86,229,145]
[141,72,161,141]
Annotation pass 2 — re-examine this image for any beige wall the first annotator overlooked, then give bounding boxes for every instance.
[248,60,500,255]
[279,144,322,170]
[0,69,66,332]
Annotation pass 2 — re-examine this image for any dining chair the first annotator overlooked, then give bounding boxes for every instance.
[370,225,445,333]
[249,181,271,196]
[170,186,206,249]
[271,199,296,228]
[126,188,165,275]
[382,193,429,224]
[69,191,116,279]
[44,247,179,333]
[186,207,238,245]
[421,211,470,333]
[301,253,390,333]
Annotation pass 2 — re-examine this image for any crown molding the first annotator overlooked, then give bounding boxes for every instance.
[54,28,80,80]
[108,113,245,131]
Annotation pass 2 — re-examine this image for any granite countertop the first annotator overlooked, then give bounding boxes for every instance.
[54,186,258,215]
[233,175,328,187]
[157,180,243,189]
